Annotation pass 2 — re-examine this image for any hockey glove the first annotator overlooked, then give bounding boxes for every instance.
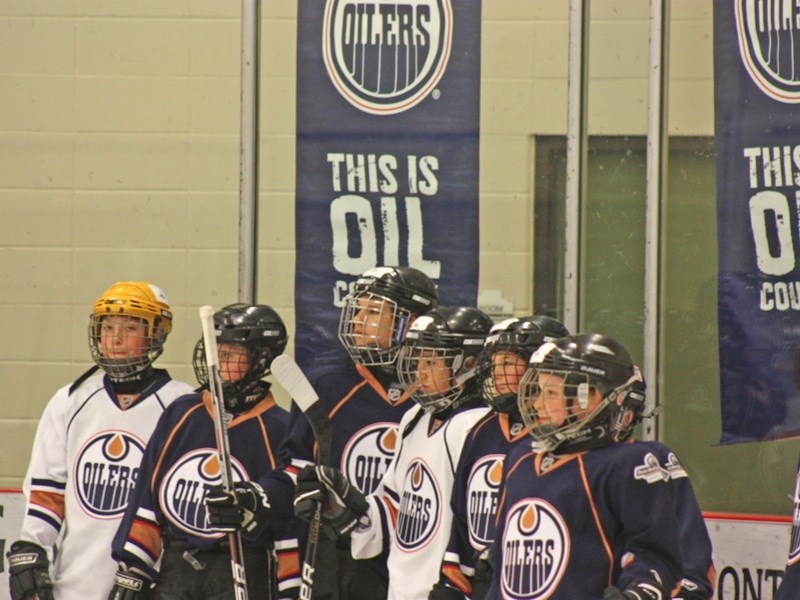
[7,541,54,600]
[603,583,665,600]
[294,465,369,536]
[429,582,467,599]
[205,481,271,540]
[107,564,153,600]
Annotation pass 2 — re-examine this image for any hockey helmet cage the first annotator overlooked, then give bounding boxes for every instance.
[478,315,570,415]
[517,333,646,452]
[397,306,494,413]
[193,303,288,413]
[338,266,439,366]
[88,281,173,379]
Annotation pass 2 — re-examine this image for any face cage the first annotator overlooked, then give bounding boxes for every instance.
[88,315,162,379]
[517,369,609,451]
[397,345,466,412]
[478,348,529,414]
[338,290,410,366]
[193,338,269,387]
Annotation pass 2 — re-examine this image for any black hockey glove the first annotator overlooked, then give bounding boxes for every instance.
[205,481,271,540]
[603,583,665,600]
[107,564,153,600]
[429,582,467,599]
[294,465,369,536]
[7,541,54,600]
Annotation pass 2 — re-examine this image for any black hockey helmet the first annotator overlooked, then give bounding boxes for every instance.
[517,333,646,452]
[338,266,439,366]
[397,306,494,413]
[477,315,569,415]
[193,303,288,413]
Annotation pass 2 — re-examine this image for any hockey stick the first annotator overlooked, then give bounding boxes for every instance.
[199,306,250,600]
[270,355,333,600]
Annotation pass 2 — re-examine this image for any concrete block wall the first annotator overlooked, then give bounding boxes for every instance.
[0,1,714,487]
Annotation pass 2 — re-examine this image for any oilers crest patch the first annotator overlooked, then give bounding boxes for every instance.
[501,498,570,599]
[466,454,504,549]
[735,0,800,103]
[158,448,248,538]
[73,430,145,519]
[342,422,399,495]
[395,458,441,551]
[322,0,453,114]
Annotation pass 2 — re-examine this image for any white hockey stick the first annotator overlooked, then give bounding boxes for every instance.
[199,306,249,600]
[270,355,333,600]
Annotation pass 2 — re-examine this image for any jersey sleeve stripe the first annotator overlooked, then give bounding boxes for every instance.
[30,478,66,491]
[442,563,472,594]
[29,490,65,522]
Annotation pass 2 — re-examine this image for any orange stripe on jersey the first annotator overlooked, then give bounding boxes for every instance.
[356,362,415,406]
[256,410,277,469]
[578,455,614,584]
[330,378,369,418]
[276,548,301,580]
[30,491,65,521]
[151,401,205,492]
[228,394,276,428]
[129,518,163,558]
[442,564,472,594]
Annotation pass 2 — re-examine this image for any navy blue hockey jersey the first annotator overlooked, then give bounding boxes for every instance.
[111,391,301,596]
[486,440,687,600]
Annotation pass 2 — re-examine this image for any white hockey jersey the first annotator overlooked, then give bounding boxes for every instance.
[18,371,193,600]
[351,400,489,600]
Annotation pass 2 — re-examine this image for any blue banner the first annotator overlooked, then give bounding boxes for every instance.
[294,0,481,372]
[714,0,800,442]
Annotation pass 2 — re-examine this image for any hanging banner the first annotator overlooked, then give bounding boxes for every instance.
[714,1,800,443]
[294,0,481,371]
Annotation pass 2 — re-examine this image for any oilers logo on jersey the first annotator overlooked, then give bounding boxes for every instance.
[74,431,145,518]
[467,454,504,548]
[395,458,441,551]
[501,498,569,600]
[342,422,398,495]
[158,448,248,537]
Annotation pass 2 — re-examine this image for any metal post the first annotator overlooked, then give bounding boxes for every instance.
[564,0,589,334]
[239,0,261,303]
[643,0,669,441]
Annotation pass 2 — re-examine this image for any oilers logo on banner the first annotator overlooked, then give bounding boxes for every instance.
[74,431,145,519]
[396,458,441,551]
[501,499,569,600]
[322,0,453,114]
[342,422,398,495]
[735,0,800,102]
[467,454,504,549]
[159,448,248,537]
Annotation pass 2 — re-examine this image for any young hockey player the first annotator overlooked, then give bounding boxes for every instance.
[7,282,194,600]
[430,316,569,600]
[486,333,713,600]
[108,303,301,600]
[293,306,495,600]
[206,266,440,599]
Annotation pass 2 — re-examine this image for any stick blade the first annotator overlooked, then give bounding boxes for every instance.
[271,355,319,412]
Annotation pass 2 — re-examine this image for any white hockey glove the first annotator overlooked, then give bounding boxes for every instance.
[7,541,54,600]
[107,564,153,600]
[294,465,369,536]
[205,481,271,540]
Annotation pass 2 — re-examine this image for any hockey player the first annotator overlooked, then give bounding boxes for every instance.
[206,266,440,599]
[486,333,714,600]
[7,282,194,600]
[294,306,495,600]
[430,316,569,600]
[108,303,301,600]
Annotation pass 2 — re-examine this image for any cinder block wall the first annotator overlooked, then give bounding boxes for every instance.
[0,1,713,487]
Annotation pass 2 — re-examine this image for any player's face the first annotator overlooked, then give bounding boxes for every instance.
[529,371,603,427]
[352,296,394,349]
[491,350,527,395]
[218,343,249,382]
[100,315,149,359]
[415,351,452,395]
